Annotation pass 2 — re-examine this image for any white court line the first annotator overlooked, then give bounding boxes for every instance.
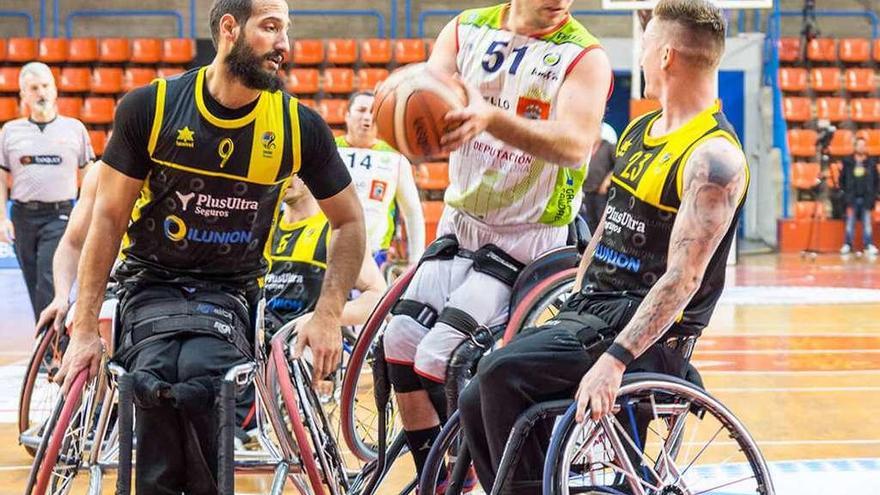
[0,465,32,472]
[713,386,880,393]
[701,332,880,337]
[698,349,880,355]
[701,369,880,375]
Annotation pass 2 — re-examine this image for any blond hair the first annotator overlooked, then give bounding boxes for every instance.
[654,0,726,69]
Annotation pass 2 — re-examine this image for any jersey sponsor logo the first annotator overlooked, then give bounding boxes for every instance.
[617,139,634,157]
[543,53,561,67]
[470,140,533,166]
[175,191,196,211]
[594,243,641,273]
[267,297,306,313]
[529,67,560,82]
[265,271,304,288]
[163,215,253,245]
[370,180,388,201]
[175,191,259,218]
[195,303,233,320]
[19,155,63,166]
[516,97,550,120]
[176,126,195,148]
[604,204,647,235]
[261,131,277,158]
[486,96,511,110]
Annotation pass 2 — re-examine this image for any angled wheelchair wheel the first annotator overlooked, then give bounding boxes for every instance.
[543,373,774,495]
[501,268,577,345]
[19,326,67,456]
[418,411,484,495]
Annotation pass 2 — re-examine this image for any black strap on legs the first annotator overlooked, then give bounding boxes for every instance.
[421,234,459,262]
[471,244,525,287]
[437,307,482,337]
[391,299,439,328]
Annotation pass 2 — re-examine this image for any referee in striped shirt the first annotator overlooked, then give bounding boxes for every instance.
[0,62,94,320]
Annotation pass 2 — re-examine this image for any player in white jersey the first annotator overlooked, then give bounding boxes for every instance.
[381,0,612,483]
[335,91,425,267]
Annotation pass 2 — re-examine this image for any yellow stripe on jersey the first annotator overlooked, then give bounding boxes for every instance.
[289,98,302,175]
[247,90,285,184]
[147,79,167,155]
[120,174,155,256]
[149,156,288,186]
[194,67,265,129]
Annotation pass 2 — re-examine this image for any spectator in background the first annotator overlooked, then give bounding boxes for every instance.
[580,122,618,234]
[840,136,879,256]
[0,62,94,320]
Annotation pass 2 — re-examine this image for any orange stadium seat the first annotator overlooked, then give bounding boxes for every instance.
[0,97,19,123]
[809,68,840,93]
[0,67,20,93]
[123,68,157,92]
[815,97,847,123]
[49,66,62,82]
[131,38,163,64]
[80,97,116,125]
[422,201,445,243]
[91,67,124,94]
[38,38,68,64]
[326,39,358,65]
[783,97,811,123]
[394,39,426,64]
[791,162,821,190]
[857,129,880,155]
[778,37,801,63]
[317,98,347,125]
[829,129,855,156]
[874,39,880,63]
[322,68,355,94]
[161,38,195,64]
[98,38,130,63]
[0,39,7,62]
[794,201,826,220]
[844,68,874,93]
[839,38,871,63]
[425,38,435,57]
[356,68,389,91]
[360,39,392,65]
[89,129,107,156]
[68,38,98,63]
[157,66,186,78]
[7,38,38,63]
[416,162,449,190]
[851,98,880,123]
[298,98,317,110]
[293,39,324,66]
[59,67,92,93]
[56,96,83,119]
[874,201,880,223]
[806,38,837,63]
[287,68,320,95]
[787,129,817,158]
[778,67,807,93]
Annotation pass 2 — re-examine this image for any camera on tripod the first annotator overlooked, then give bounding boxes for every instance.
[816,121,836,162]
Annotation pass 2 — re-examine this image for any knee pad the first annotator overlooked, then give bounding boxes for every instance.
[388,362,423,393]
[418,376,448,424]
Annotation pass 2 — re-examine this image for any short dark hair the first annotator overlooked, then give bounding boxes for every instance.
[209,0,253,48]
[347,91,375,111]
[654,0,726,69]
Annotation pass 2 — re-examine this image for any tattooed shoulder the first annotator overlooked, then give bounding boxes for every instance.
[684,137,747,192]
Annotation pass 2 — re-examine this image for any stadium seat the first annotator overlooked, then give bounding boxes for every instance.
[56,96,83,119]
[809,68,840,93]
[828,129,855,156]
[38,38,69,64]
[7,38,38,63]
[298,98,317,110]
[815,97,847,123]
[157,66,186,78]
[778,37,801,63]
[791,161,821,190]
[783,97,811,123]
[161,38,195,64]
[425,38,435,57]
[286,68,320,95]
[91,67,124,94]
[80,97,116,125]
[394,39,427,64]
[874,39,880,63]
[293,39,325,66]
[131,38,163,64]
[778,67,807,93]
[356,68,389,91]
[98,38,130,63]
[416,162,449,190]
[874,201,880,223]
[326,39,358,65]
[839,38,871,63]
[360,39,392,65]
[0,39,7,62]
[844,68,874,93]
[49,66,62,82]
[0,67,20,93]
[59,67,92,93]
[851,98,880,123]
[124,68,157,92]
[317,99,347,125]
[0,97,19,123]
[857,129,880,155]
[806,38,837,63]
[794,201,826,220]
[68,38,98,63]
[89,129,107,156]
[322,68,355,94]
[422,201,445,243]
[787,129,818,158]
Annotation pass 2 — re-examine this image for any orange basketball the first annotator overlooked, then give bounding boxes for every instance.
[372,63,468,162]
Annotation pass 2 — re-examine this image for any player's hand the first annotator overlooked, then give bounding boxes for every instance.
[441,82,496,153]
[0,218,14,244]
[574,353,626,423]
[55,327,104,396]
[36,297,71,334]
[293,311,341,382]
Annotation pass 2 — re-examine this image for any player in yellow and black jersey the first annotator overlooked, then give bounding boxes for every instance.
[459,1,751,491]
[55,1,365,492]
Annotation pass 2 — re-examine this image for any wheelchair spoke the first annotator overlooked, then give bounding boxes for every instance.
[693,474,759,494]
[680,424,725,479]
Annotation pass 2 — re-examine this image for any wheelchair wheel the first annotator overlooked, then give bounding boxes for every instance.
[419,411,483,495]
[501,268,577,345]
[19,327,67,456]
[339,266,415,462]
[26,369,95,495]
[543,373,774,495]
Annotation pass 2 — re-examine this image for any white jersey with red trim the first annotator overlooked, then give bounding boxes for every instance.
[447,3,600,227]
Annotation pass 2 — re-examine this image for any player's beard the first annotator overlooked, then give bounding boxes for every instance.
[226,36,285,92]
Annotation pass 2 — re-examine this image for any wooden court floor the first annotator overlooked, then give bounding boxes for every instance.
[0,253,878,494]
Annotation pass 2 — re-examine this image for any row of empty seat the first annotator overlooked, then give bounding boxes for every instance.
[778,37,880,64]
[0,38,194,65]
[286,67,389,95]
[779,67,877,94]
[792,199,880,222]
[0,96,117,125]
[787,128,880,157]
[291,38,432,66]
[0,66,185,95]
[783,97,880,123]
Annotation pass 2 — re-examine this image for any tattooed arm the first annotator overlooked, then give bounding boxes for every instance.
[574,136,747,422]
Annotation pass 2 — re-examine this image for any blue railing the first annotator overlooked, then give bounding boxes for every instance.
[0,10,35,37]
[64,10,185,39]
[290,10,386,38]
[767,9,879,39]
